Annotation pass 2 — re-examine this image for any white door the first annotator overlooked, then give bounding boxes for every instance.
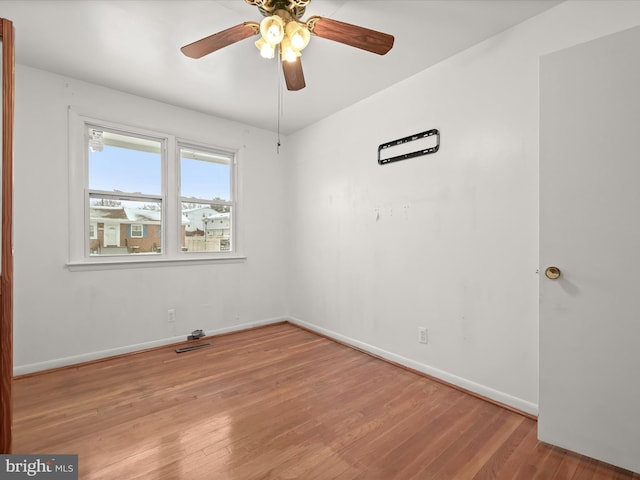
[103,224,119,247]
[539,26,640,473]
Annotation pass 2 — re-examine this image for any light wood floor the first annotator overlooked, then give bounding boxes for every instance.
[13,323,639,479]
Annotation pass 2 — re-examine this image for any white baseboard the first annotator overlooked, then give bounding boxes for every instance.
[13,317,286,376]
[287,316,539,417]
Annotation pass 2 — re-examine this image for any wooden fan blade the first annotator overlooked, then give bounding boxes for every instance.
[307,16,394,55]
[181,22,260,59]
[282,57,306,91]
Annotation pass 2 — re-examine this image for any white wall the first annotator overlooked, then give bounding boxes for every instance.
[285,0,640,416]
[14,66,288,374]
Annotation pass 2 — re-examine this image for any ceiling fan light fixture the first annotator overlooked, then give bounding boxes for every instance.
[280,37,300,63]
[255,37,275,58]
[285,21,310,51]
[284,48,299,63]
[260,14,285,45]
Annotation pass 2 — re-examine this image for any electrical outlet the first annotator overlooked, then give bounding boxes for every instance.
[168,308,176,323]
[418,327,428,344]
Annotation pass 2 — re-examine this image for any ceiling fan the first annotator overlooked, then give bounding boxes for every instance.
[181,0,394,91]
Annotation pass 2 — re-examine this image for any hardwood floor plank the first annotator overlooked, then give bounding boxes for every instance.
[442,409,524,479]
[347,393,483,479]
[471,416,532,479]
[407,403,510,479]
[12,323,638,479]
[533,445,567,479]
[552,449,583,480]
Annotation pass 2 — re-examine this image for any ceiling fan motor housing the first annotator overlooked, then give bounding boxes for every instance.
[246,0,309,20]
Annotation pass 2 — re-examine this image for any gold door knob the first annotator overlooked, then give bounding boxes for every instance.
[545,266,561,280]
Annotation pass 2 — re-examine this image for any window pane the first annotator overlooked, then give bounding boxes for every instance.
[131,224,143,238]
[180,148,231,202]
[89,129,162,195]
[181,203,231,252]
[89,195,162,255]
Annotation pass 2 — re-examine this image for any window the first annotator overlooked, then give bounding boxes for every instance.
[87,127,163,256]
[180,144,234,253]
[130,224,144,238]
[69,113,239,266]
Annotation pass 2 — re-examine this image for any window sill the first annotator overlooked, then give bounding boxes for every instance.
[66,255,247,272]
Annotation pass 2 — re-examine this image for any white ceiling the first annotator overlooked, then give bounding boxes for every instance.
[0,0,562,134]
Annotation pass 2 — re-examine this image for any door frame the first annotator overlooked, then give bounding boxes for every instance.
[0,17,15,454]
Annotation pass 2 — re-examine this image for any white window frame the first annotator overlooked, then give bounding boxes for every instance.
[67,111,245,270]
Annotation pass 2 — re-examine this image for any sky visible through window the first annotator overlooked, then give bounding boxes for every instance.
[89,145,230,201]
[181,157,230,201]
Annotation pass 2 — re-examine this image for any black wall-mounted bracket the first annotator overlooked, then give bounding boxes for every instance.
[378,129,440,165]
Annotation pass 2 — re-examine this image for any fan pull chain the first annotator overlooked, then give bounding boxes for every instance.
[276,48,282,154]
